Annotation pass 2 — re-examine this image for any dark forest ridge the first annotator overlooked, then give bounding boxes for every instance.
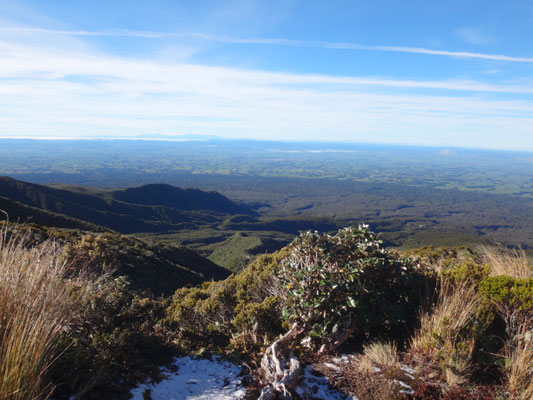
[0,176,253,233]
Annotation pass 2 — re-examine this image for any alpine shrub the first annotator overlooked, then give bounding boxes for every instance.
[279,225,425,350]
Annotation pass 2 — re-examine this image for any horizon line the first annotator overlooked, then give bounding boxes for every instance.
[0,135,531,154]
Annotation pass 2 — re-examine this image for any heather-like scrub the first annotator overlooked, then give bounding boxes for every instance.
[479,275,532,399]
[164,249,288,354]
[0,230,80,400]
[479,276,532,338]
[50,275,172,399]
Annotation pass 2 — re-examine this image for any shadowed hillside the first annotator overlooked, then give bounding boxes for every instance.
[0,176,254,233]
[0,196,108,232]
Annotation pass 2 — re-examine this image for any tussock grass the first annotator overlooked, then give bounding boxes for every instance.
[362,341,400,371]
[0,229,77,400]
[481,245,533,279]
[505,324,533,400]
[411,278,485,386]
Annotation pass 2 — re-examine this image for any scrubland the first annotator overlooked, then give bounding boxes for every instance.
[0,224,531,399]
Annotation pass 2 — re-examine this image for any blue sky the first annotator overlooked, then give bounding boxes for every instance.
[1,0,533,150]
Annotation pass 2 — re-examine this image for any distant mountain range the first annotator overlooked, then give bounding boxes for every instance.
[0,176,254,233]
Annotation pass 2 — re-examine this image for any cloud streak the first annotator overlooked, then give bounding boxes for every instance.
[2,26,533,63]
[0,28,533,150]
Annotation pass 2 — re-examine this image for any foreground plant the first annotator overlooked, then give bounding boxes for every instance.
[0,230,79,400]
[503,322,533,400]
[259,225,424,399]
[481,245,533,280]
[410,278,488,386]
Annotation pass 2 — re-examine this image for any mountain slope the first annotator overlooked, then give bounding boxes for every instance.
[0,176,253,233]
[60,231,231,296]
[0,196,108,232]
[113,184,248,213]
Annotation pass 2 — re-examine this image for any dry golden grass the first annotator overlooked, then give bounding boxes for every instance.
[505,323,533,400]
[0,229,78,400]
[480,245,533,279]
[410,278,484,386]
[362,341,400,371]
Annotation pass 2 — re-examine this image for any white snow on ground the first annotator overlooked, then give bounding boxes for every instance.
[130,355,358,400]
[130,356,246,400]
[296,365,357,400]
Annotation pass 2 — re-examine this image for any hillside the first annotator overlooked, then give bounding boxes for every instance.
[0,196,108,232]
[4,223,231,296]
[59,231,231,296]
[0,176,254,233]
[207,231,284,272]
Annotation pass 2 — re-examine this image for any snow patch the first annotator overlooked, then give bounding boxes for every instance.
[130,356,246,400]
[394,379,414,395]
[296,365,357,400]
[332,354,355,364]
[401,365,416,375]
[323,362,342,371]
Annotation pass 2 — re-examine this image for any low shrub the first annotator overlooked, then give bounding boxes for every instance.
[164,250,288,354]
[479,276,532,338]
[50,276,172,399]
[279,225,426,350]
[440,261,491,286]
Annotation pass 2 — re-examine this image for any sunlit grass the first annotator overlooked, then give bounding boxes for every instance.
[481,244,533,279]
[0,230,76,400]
[410,278,485,386]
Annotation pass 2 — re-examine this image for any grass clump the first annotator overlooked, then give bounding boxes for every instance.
[0,230,80,400]
[504,324,533,400]
[361,341,400,372]
[481,245,533,279]
[411,278,488,386]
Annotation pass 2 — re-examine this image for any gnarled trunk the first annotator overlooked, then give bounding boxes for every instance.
[259,323,305,399]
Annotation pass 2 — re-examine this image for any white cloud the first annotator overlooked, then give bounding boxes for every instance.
[2,27,533,63]
[0,32,533,150]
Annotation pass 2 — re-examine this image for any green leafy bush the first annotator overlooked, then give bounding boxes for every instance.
[279,225,426,350]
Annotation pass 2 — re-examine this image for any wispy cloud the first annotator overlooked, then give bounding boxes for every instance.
[0,27,533,150]
[2,26,533,63]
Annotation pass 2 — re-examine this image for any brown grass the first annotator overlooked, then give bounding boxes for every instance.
[505,322,533,400]
[410,278,485,386]
[480,245,533,279]
[362,341,400,371]
[0,229,78,400]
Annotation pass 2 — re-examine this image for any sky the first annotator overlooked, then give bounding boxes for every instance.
[1,0,533,150]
